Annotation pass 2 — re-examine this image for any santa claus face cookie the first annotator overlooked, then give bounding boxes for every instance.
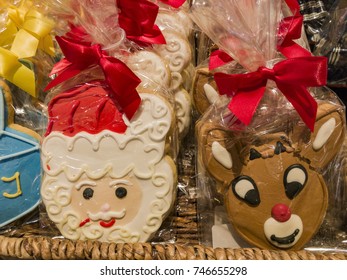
[198,102,345,249]
[41,81,176,242]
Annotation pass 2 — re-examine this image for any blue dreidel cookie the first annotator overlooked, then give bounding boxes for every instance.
[0,80,41,227]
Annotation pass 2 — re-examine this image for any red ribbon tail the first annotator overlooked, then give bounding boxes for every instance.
[120,91,143,120]
[228,87,266,126]
[160,0,186,8]
[101,57,142,119]
[278,43,312,58]
[45,65,82,91]
[128,26,166,47]
[48,59,72,76]
[285,0,301,16]
[209,50,234,70]
[278,84,317,132]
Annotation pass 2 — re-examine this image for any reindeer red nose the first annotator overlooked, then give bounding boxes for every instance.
[271,204,291,222]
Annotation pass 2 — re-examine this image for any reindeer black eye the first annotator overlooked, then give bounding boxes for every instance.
[231,176,260,206]
[115,187,127,199]
[83,188,94,200]
[283,164,307,199]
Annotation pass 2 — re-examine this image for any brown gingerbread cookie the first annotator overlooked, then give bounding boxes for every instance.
[197,101,345,249]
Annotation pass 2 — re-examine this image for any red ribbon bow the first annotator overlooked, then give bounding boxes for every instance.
[45,35,141,120]
[117,0,166,47]
[159,0,186,8]
[214,57,328,131]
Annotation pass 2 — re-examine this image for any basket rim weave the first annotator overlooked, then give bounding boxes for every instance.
[1,235,347,260]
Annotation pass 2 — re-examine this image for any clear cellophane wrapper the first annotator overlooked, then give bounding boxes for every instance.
[0,0,58,134]
[39,0,183,244]
[191,0,311,116]
[191,0,347,251]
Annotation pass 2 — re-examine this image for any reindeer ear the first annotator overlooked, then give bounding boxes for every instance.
[196,119,242,195]
[192,67,220,114]
[295,102,345,169]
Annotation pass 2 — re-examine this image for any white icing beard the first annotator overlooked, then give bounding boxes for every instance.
[41,158,175,243]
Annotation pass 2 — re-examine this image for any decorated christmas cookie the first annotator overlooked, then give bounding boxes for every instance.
[126,50,171,89]
[0,80,41,227]
[41,81,176,242]
[154,29,192,74]
[155,8,192,39]
[197,101,345,250]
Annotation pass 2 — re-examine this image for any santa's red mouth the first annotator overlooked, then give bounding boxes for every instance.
[79,218,116,228]
[99,219,116,228]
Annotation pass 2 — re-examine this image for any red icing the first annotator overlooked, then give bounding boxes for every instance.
[271,204,291,223]
[99,219,116,228]
[45,81,127,137]
[79,218,91,227]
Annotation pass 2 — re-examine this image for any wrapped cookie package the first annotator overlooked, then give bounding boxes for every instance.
[37,0,199,243]
[191,0,347,251]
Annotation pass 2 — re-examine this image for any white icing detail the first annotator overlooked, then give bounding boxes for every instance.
[169,72,183,91]
[109,180,132,187]
[286,167,306,185]
[203,83,221,105]
[75,180,96,190]
[87,209,126,221]
[174,89,191,137]
[313,117,336,150]
[156,9,192,38]
[126,50,171,88]
[212,141,232,169]
[154,29,191,73]
[234,179,254,198]
[264,214,303,248]
[41,94,172,180]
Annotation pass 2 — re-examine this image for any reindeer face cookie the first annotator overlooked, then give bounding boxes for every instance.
[198,102,345,249]
[41,81,176,242]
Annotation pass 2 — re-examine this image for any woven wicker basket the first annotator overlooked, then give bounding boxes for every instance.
[1,134,347,260]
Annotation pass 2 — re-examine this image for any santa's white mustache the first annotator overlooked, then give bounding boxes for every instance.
[87,209,126,221]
